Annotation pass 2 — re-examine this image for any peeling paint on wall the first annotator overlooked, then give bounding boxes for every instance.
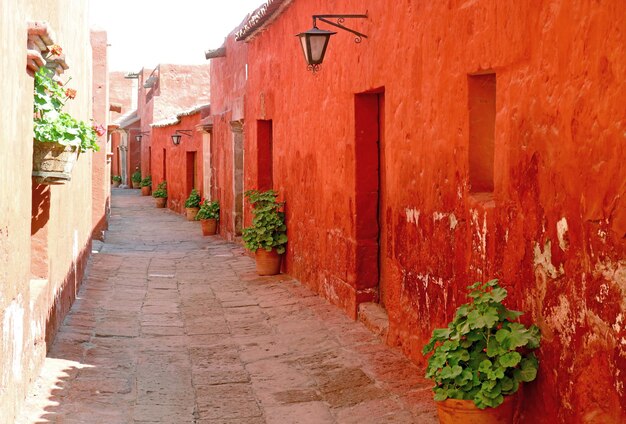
[469,209,488,278]
[405,208,420,225]
[533,240,563,279]
[449,213,458,230]
[557,217,569,251]
[433,212,458,231]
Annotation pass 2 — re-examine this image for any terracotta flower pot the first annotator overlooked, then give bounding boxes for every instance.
[132,181,141,189]
[200,218,218,236]
[155,197,167,208]
[141,186,151,196]
[255,248,282,276]
[112,181,120,188]
[185,207,199,221]
[436,395,516,424]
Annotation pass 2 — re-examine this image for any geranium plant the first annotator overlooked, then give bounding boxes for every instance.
[140,175,152,187]
[195,199,219,220]
[184,188,201,208]
[111,175,122,182]
[152,181,167,198]
[423,279,541,409]
[33,61,102,152]
[131,169,142,184]
[242,189,287,254]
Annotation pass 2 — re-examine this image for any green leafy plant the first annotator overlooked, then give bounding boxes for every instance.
[184,188,201,208]
[423,279,541,409]
[140,175,152,187]
[111,175,122,182]
[195,199,220,220]
[131,169,142,183]
[242,189,287,254]
[152,181,167,198]
[33,65,102,152]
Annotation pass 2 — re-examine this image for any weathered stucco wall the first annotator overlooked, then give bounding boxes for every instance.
[209,32,248,241]
[242,0,625,422]
[0,0,100,421]
[151,111,207,214]
[139,64,211,180]
[91,29,110,239]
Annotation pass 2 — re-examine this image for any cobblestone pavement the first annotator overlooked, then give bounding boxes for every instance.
[17,189,437,424]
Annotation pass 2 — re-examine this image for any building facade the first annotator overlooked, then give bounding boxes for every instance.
[0,0,109,421]
[214,0,625,421]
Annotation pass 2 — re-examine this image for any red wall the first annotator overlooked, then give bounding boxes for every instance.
[139,64,210,180]
[209,33,248,241]
[109,71,133,115]
[241,0,625,422]
[151,112,206,214]
[90,30,110,239]
[1,4,105,421]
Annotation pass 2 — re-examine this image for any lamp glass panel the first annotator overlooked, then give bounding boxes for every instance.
[299,35,311,63]
[308,34,330,64]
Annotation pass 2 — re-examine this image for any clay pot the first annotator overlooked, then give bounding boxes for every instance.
[255,248,282,276]
[141,186,151,196]
[132,181,141,189]
[200,218,218,236]
[112,181,121,188]
[185,207,199,221]
[436,394,516,424]
[32,140,79,185]
[155,197,167,208]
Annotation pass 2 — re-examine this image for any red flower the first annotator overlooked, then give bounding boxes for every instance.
[65,88,77,99]
[49,44,63,56]
[92,123,106,137]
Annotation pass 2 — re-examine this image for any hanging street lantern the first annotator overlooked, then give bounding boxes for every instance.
[296,14,368,73]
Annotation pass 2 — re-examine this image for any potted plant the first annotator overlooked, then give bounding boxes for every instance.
[131,168,141,189]
[140,175,152,196]
[242,189,287,276]
[195,199,220,235]
[184,188,201,221]
[422,279,541,424]
[32,59,103,185]
[111,175,122,188]
[152,181,167,208]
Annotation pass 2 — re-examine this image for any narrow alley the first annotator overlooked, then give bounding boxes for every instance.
[17,190,437,424]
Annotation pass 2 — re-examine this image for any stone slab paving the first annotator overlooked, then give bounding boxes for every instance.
[17,189,437,424]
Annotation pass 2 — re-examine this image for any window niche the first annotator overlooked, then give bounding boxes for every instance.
[468,73,496,197]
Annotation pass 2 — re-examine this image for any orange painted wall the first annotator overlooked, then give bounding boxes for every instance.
[90,30,110,239]
[139,64,210,181]
[107,72,133,179]
[109,71,133,116]
[151,111,207,214]
[208,32,248,241]
[0,0,105,421]
[242,0,626,422]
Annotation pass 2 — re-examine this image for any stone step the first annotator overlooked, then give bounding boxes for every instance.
[358,302,389,341]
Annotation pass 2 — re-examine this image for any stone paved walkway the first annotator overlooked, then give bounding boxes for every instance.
[17,189,437,424]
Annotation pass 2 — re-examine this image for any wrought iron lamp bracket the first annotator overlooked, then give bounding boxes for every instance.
[312,14,368,42]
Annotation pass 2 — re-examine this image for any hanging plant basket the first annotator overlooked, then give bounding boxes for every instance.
[32,140,79,184]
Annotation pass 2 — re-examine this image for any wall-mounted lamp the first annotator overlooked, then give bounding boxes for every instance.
[135,131,149,142]
[171,129,192,146]
[296,14,368,73]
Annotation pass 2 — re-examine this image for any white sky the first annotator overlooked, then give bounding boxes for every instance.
[89,0,266,72]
